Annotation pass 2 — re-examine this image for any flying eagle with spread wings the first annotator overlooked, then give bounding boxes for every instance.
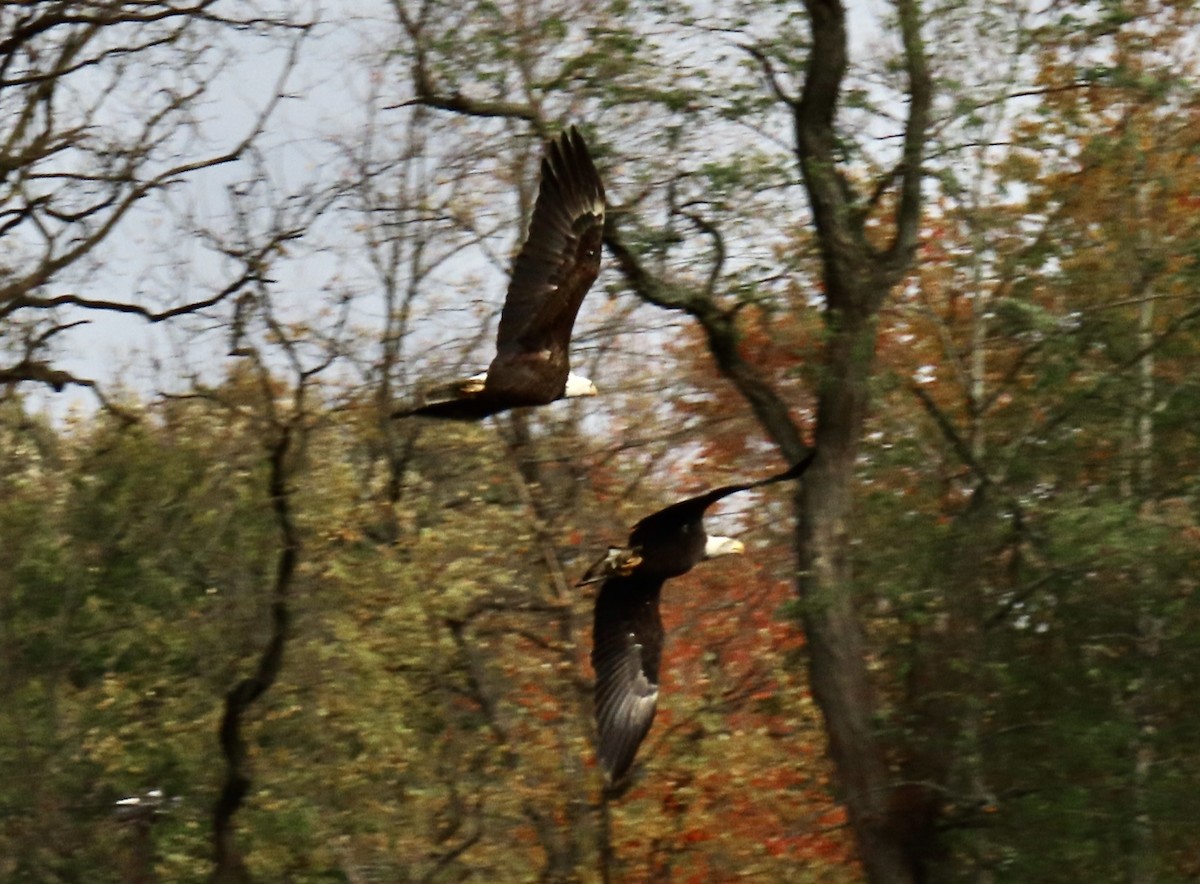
[584,452,816,785]
[394,126,606,420]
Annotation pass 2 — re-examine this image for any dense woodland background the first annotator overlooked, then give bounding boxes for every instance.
[2,1,1199,882]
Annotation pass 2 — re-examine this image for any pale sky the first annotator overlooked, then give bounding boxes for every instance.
[34,0,896,420]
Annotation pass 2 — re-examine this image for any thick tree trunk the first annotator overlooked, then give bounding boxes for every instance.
[795,308,919,883]
[790,2,931,877]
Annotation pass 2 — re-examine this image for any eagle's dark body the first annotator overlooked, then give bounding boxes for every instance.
[587,452,817,784]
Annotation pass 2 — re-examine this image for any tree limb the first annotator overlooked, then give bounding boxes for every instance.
[603,220,809,461]
[910,382,993,490]
[880,0,933,281]
[211,411,299,882]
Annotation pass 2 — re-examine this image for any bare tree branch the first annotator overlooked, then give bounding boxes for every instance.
[603,220,809,460]
[880,0,933,279]
[740,41,801,108]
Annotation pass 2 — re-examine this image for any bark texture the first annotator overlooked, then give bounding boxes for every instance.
[789,2,933,880]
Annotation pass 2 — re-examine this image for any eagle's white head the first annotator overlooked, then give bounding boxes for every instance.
[703,535,745,560]
[563,372,598,399]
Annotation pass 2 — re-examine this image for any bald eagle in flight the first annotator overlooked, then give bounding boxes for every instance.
[393,126,606,420]
[584,452,816,785]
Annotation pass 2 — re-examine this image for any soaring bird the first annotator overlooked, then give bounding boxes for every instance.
[585,452,816,785]
[394,126,606,420]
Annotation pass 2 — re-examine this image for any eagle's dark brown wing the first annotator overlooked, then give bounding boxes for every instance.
[628,451,817,557]
[392,127,604,419]
[491,127,605,377]
[591,573,664,783]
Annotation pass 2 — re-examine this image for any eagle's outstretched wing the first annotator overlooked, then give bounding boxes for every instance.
[493,126,606,366]
[629,451,817,548]
[591,573,664,783]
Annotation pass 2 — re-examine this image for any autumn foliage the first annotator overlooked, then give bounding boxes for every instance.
[4,1,1200,882]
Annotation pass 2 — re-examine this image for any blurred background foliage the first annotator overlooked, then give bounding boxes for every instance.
[2,0,1200,881]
